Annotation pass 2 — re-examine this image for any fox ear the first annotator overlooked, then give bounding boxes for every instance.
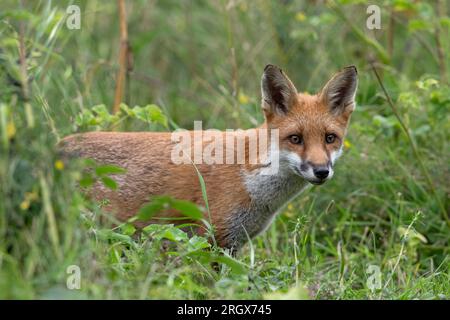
[320,66,358,115]
[261,64,298,116]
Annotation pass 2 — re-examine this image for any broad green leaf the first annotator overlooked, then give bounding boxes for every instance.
[101,176,117,190]
[214,255,247,275]
[97,229,133,244]
[171,199,203,220]
[92,104,110,117]
[189,251,247,275]
[79,175,94,188]
[138,198,167,221]
[397,226,428,244]
[142,224,188,243]
[188,236,210,251]
[161,227,188,242]
[120,223,136,236]
[120,103,134,116]
[137,196,202,221]
[133,104,168,127]
[95,164,126,176]
[0,9,35,21]
[144,104,168,127]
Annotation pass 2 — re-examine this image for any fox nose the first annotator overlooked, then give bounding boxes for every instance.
[313,167,329,180]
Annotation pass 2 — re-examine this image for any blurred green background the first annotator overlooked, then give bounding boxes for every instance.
[0,0,449,299]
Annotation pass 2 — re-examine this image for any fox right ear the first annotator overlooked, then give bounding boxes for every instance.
[261,64,298,116]
[320,66,358,115]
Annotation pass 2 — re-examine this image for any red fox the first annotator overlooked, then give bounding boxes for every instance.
[60,65,358,251]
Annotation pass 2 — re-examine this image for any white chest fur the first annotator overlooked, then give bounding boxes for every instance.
[243,167,309,212]
[223,167,309,249]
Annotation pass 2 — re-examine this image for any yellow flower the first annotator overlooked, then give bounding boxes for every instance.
[284,203,295,218]
[55,160,65,171]
[238,93,250,105]
[295,12,306,22]
[6,121,16,139]
[344,139,351,149]
[20,200,30,211]
[26,191,39,201]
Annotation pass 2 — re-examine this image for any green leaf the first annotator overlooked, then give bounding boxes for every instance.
[75,109,95,127]
[189,251,247,275]
[83,158,97,167]
[143,223,164,234]
[97,229,134,244]
[95,164,126,176]
[440,17,450,28]
[79,174,94,188]
[171,199,203,220]
[188,236,210,251]
[92,104,110,117]
[0,9,35,21]
[120,223,136,236]
[101,176,117,190]
[408,19,432,32]
[120,103,134,116]
[214,254,247,275]
[138,197,168,221]
[142,224,188,243]
[144,104,168,127]
[132,104,168,127]
[392,0,416,12]
[397,226,428,245]
[137,196,202,221]
[161,226,188,242]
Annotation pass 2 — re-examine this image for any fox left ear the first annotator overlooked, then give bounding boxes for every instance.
[261,64,298,116]
[320,66,358,115]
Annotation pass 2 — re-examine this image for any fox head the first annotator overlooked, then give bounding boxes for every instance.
[261,64,358,185]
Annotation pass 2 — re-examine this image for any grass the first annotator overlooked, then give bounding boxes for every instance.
[0,0,449,299]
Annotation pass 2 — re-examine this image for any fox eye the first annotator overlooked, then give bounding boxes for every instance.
[325,134,336,144]
[289,135,303,145]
